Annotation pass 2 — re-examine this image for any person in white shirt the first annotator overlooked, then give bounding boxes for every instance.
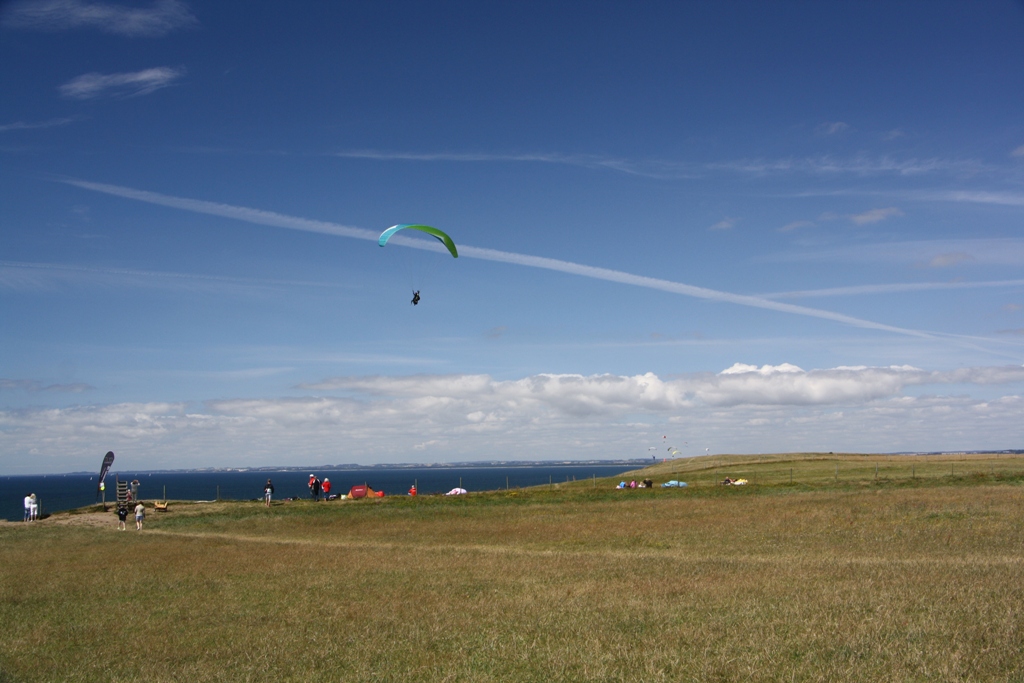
[24,494,32,522]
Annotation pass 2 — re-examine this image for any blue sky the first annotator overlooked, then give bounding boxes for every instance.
[2,0,1023,474]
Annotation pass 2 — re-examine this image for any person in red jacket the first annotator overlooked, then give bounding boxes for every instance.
[322,478,331,499]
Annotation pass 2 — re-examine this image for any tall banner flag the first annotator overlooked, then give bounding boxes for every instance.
[97,451,115,499]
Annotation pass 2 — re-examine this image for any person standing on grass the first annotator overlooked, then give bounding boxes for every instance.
[29,494,38,521]
[311,477,322,502]
[24,494,32,522]
[264,479,274,507]
[117,506,128,530]
[322,478,331,499]
[134,501,145,530]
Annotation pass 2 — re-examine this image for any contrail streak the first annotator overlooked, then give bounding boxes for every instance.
[456,245,932,337]
[763,279,1024,299]
[65,179,934,338]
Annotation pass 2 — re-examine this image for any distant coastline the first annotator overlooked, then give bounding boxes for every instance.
[0,462,641,521]
[25,450,1023,479]
[22,459,656,478]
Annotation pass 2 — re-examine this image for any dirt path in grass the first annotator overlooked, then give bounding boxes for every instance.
[1,510,113,529]
[117,527,1022,568]
[1,502,233,529]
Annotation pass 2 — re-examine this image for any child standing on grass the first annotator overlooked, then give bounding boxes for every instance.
[117,506,128,530]
[134,501,145,530]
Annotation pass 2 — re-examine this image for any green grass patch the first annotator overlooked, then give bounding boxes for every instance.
[2,453,1022,682]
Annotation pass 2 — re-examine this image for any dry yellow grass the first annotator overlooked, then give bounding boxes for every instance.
[1,456,1022,682]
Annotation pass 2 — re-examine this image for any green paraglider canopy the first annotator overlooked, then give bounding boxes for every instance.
[378,224,458,258]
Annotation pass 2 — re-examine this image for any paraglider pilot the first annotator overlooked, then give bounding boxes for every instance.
[411,290,420,305]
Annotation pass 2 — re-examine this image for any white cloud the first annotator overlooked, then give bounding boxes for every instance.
[907,190,1024,207]
[709,155,982,176]
[3,365,1023,472]
[0,378,92,393]
[778,207,903,232]
[0,117,75,132]
[2,0,197,36]
[708,217,736,231]
[815,121,850,135]
[779,220,814,233]
[761,278,1024,299]
[0,401,188,443]
[928,252,975,268]
[59,67,184,99]
[765,238,1024,268]
[0,260,354,295]
[336,149,703,180]
[697,364,908,406]
[718,363,804,375]
[1012,145,1024,158]
[340,149,984,180]
[298,364,1024,411]
[849,207,903,225]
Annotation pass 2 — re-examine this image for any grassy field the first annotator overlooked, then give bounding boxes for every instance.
[1,453,1022,682]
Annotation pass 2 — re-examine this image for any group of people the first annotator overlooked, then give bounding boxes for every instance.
[260,475,422,504]
[116,502,146,530]
[616,479,654,489]
[261,475,338,506]
[23,493,38,521]
[308,474,332,501]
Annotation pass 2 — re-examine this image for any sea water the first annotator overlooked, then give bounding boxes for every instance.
[0,464,638,521]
